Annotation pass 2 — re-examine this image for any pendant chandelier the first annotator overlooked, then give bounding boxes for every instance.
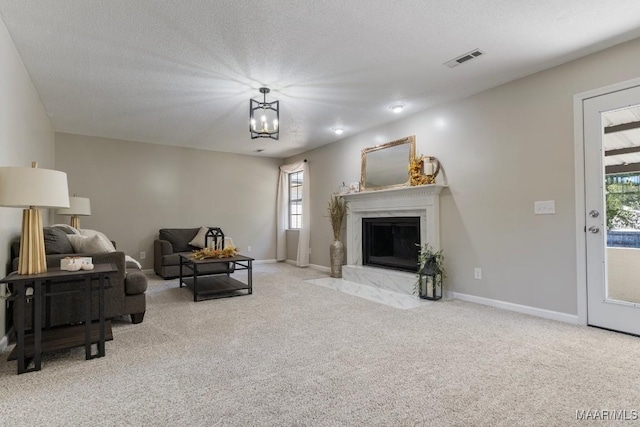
[250,87,279,140]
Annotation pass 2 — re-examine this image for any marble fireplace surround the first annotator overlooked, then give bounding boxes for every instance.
[341,185,445,296]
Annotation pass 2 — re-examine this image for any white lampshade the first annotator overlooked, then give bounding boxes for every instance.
[57,196,91,216]
[0,166,70,208]
[0,164,70,274]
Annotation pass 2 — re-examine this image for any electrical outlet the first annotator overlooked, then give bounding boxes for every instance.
[474,267,482,280]
[140,252,146,260]
[534,200,556,215]
[247,246,252,252]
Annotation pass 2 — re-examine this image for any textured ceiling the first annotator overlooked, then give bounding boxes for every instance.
[2,1,640,158]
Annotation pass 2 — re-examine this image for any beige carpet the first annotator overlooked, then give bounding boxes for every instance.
[2,262,640,426]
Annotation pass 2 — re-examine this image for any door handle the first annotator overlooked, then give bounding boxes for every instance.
[589,210,600,218]
[588,226,600,233]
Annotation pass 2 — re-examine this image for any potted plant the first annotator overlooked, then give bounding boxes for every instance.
[415,243,446,299]
[327,193,347,278]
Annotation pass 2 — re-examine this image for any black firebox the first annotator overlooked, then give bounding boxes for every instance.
[362,217,420,272]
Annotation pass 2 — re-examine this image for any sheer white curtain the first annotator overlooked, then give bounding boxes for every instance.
[276,160,310,266]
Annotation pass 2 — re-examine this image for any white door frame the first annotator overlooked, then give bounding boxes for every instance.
[574,76,640,326]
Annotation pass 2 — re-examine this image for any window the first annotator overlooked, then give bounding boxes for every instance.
[606,172,640,248]
[289,170,303,229]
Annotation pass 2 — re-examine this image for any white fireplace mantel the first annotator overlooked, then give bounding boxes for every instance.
[341,184,445,295]
[342,184,445,265]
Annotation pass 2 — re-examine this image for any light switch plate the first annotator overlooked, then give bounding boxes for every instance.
[534,200,555,215]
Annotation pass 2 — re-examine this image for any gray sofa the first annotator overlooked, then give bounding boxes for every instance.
[10,226,147,326]
[154,227,233,279]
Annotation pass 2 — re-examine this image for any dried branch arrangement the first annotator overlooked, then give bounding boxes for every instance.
[409,154,429,186]
[191,245,240,260]
[409,154,441,186]
[327,193,347,240]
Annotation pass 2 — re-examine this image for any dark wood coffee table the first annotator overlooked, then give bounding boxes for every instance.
[178,254,254,302]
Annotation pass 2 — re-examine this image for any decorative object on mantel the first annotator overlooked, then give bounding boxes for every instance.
[327,193,347,278]
[338,182,349,195]
[57,194,91,228]
[250,87,279,140]
[409,153,441,186]
[415,243,445,300]
[360,135,415,191]
[191,245,240,260]
[0,162,70,274]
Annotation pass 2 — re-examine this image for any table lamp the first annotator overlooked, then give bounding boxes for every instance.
[57,195,91,228]
[0,162,70,274]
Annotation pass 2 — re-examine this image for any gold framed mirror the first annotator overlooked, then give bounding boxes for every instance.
[360,135,416,191]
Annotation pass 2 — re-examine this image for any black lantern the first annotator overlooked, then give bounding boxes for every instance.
[418,256,443,300]
[250,87,279,140]
[205,227,225,250]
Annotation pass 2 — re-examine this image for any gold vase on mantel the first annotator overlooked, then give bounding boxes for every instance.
[330,239,345,278]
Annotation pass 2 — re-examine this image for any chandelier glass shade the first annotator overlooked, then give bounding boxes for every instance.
[250,87,279,140]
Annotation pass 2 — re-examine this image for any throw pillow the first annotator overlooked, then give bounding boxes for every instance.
[159,228,200,252]
[188,226,209,249]
[79,229,116,252]
[68,234,114,254]
[125,255,142,269]
[43,227,74,254]
[51,224,81,235]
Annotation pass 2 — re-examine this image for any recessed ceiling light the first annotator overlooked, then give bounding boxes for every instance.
[390,103,405,114]
[332,127,344,135]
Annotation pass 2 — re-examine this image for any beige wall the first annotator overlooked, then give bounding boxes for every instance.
[286,36,640,316]
[55,133,281,269]
[0,18,55,339]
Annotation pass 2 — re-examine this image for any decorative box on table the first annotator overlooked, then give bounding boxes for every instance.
[61,257,92,271]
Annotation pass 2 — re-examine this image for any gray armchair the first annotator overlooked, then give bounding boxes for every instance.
[154,228,234,279]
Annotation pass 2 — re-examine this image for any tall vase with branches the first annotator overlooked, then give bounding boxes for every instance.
[327,193,347,278]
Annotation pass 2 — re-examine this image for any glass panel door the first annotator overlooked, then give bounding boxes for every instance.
[585,86,640,335]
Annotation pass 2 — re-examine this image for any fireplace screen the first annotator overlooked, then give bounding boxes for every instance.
[362,217,420,272]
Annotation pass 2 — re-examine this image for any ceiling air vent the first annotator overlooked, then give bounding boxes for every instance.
[444,49,485,68]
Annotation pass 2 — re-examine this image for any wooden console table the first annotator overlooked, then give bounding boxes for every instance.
[1,263,117,374]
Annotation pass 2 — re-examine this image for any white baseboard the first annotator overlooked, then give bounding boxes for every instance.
[310,264,330,273]
[283,260,330,273]
[142,268,154,275]
[449,291,579,325]
[284,259,306,267]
